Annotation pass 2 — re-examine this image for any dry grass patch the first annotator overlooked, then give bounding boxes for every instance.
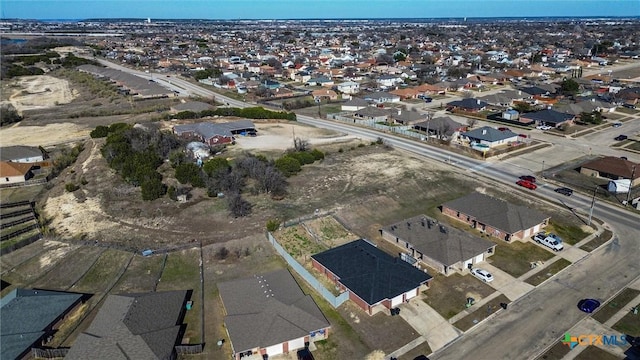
[488,240,555,278]
[524,258,572,286]
[453,294,510,331]
[593,288,640,324]
[422,273,495,320]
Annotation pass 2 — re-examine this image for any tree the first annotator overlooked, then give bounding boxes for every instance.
[226,192,252,217]
[203,157,230,176]
[0,106,23,126]
[141,177,167,201]
[175,163,205,187]
[293,137,310,152]
[560,78,580,95]
[466,118,477,128]
[513,102,532,113]
[274,156,301,177]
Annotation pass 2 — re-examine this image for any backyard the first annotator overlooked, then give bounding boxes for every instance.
[421,273,495,320]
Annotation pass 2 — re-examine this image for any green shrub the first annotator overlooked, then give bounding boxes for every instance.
[266,219,280,232]
[65,183,79,192]
[90,125,109,138]
[310,149,325,160]
[274,156,301,177]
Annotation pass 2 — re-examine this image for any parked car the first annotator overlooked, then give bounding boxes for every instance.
[612,122,622,128]
[516,179,537,190]
[615,135,628,141]
[519,175,536,183]
[424,97,433,103]
[518,133,528,138]
[533,232,564,251]
[536,125,552,130]
[554,187,573,196]
[471,268,494,282]
[498,127,510,131]
[622,103,636,109]
[578,298,601,313]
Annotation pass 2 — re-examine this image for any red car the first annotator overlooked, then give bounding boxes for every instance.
[516,180,537,190]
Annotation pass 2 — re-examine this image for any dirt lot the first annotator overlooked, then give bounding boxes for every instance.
[2,75,78,114]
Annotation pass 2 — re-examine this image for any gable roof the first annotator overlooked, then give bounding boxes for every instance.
[311,239,432,306]
[520,109,574,125]
[342,98,370,107]
[443,192,549,234]
[383,215,494,266]
[0,146,43,162]
[1,288,84,360]
[0,161,33,177]
[66,291,188,360]
[581,156,640,179]
[447,98,488,110]
[217,269,329,354]
[461,126,518,142]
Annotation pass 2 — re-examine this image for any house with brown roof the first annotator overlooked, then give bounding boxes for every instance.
[218,269,330,359]
[380,215,495,276]
[442,192,550,242]
[0,161,34,185]
[580,157,640,186]
[311,89,338,101]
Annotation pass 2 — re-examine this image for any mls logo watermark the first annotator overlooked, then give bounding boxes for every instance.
[562,332,629,349]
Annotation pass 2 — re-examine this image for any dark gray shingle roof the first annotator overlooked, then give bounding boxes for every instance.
[173,120,255,140]
[461,126,518,142]
[0,146,43,162]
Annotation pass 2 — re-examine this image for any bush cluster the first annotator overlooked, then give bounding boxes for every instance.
[172,106,296,121]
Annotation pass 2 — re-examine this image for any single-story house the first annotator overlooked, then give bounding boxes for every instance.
[218,269,330,360]
[306,76,334,87]
[173,120,255,146]
[311,239,432,315]
[519,109,575,128]
[353,106,389,122]
[376,74,404,88]
[0,161,34,185]
[1,289,85,360]
[380,215,495,276]
[312,89,339,101]
[341,98,370,112]
[442,192,550,242]
[336,81,360,94]
[446,98,489,112]
[459,126,519,148]
[363,92,401,104]
[0,146,45,163]
[580,157,640,187]
[413,116,466,139]
[66,291,189,360]
[389,109,425,125]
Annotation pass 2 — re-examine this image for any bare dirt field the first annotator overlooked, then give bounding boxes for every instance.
[3,75,78,114]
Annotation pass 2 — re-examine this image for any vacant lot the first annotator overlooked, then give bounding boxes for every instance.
[422,273,496,320]
[535,341,571,360]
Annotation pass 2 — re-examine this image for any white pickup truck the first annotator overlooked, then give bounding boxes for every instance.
[533,232,564,251]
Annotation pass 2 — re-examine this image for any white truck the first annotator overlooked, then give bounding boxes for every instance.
[533,232,564,251]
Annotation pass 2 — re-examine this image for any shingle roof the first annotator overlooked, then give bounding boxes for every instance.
[443,192,549,234]
[0,146,43,162]
[520,109,574,125]
[311,239,432,306]
[382,215,494,266]
[66,291,188,360]
[1,288,83,360]
[217,269,330,354]
[447,98,488,110]
[0,161,33,177]
[342,98,370,107]
[173,120,255,140]
[461,126,518,142]
[581,156,640,179]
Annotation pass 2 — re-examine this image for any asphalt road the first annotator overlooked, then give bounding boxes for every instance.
[103,59,640,359]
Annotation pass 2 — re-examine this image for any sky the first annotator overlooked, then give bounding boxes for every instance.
[1,0,639,20]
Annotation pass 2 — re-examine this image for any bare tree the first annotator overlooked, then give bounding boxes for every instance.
[466,118,477,128]
[226,192,252,217]
[293,137,310,152]
[462,90,474,99]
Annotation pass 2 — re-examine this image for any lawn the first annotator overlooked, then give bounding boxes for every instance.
[399,341,432,360]
[112,253,166,293]
[422,273,495,319]
[452,294,510,331]
[580,229,613,252]
[30,246,105,290]
[524,258,572,286]
[488,240,555,278]
[70,249,133,293]
[627,141,640,152]
[534,341,571,360]
[612,302,640,337]
[592,288,640,324]
[1,242,79,285]
[574,346,622,360]
[157,248,203,344]
[545,219,591,245]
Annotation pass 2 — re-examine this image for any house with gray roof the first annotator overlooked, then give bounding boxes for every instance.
[311,239,432,315]
[413,116,467,139]
[459,126,519,148]
[380,215,495,276]
[173,120,255,146]
[363,92,401,104]
[217,269,330,360]
[341,97,370,112]
[353,106,389,122]
[389,108,425,125]
[442,192,550,242]
[1,288,85,360]
[446,98,489,112]
[0,146,45,163]
[66,291,189,360]
[519,109,575,128]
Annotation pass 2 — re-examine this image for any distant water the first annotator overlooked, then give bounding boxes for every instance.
[0,38,27,45]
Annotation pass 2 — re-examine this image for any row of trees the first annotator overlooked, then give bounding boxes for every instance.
[0,106,23,127]
[171,106,297,121]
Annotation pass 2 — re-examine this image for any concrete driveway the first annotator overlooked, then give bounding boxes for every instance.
[474,263,535,301]
[398,296,461,351]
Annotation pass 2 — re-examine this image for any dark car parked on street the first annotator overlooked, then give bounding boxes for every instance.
[554,187,573,196]
[519,175,536,183]
[615,135,628,141]
[578,298,601,313]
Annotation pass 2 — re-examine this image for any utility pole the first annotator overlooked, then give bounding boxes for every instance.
[626,165,636,206]
[588,185,598,226]
[542,160,545,178]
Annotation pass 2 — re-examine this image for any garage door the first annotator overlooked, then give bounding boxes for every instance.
[405,288,418,300]
[524,228,531,238]
[265,343,284,357]
[474,254,484,264]
[391,294,403,307]
[288,337,306,352]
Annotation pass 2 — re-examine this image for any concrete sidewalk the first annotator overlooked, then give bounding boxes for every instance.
[478,263,535,300]
[398,296,461,352]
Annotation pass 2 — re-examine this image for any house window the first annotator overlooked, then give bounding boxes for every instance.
[456,211,460,217]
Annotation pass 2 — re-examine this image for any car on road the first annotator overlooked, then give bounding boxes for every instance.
[471,268,494,282]
[519,175,536,183]
[518,133,528,138]
[578,298,601,313]
[615,135,628,141]
[622,103,636,109]
[516,179,537,190]
[612,122,622,128]
[554,187,573,196]
[536,125,552,130]
[533,232,564,251]
[498,127,510,131]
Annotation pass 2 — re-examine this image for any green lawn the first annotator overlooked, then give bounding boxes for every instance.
[592,288,640,324]
[612,303,640,337]
[545,220,591,245]
[524,258,572,286]
[580,229,613,252]
[488,240,555,277]
[71,249,133,293]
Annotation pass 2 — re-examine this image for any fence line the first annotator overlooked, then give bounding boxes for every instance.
[267,232,349,308]
[0,215,36,229]
[31,347,69,359]
[0,233,42,255]
[0,200,32,208]
[175,344,204,355]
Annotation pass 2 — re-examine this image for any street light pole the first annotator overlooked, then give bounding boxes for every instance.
[626,165,636,206]
[588,185,598,226]
[542,160,545,178]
